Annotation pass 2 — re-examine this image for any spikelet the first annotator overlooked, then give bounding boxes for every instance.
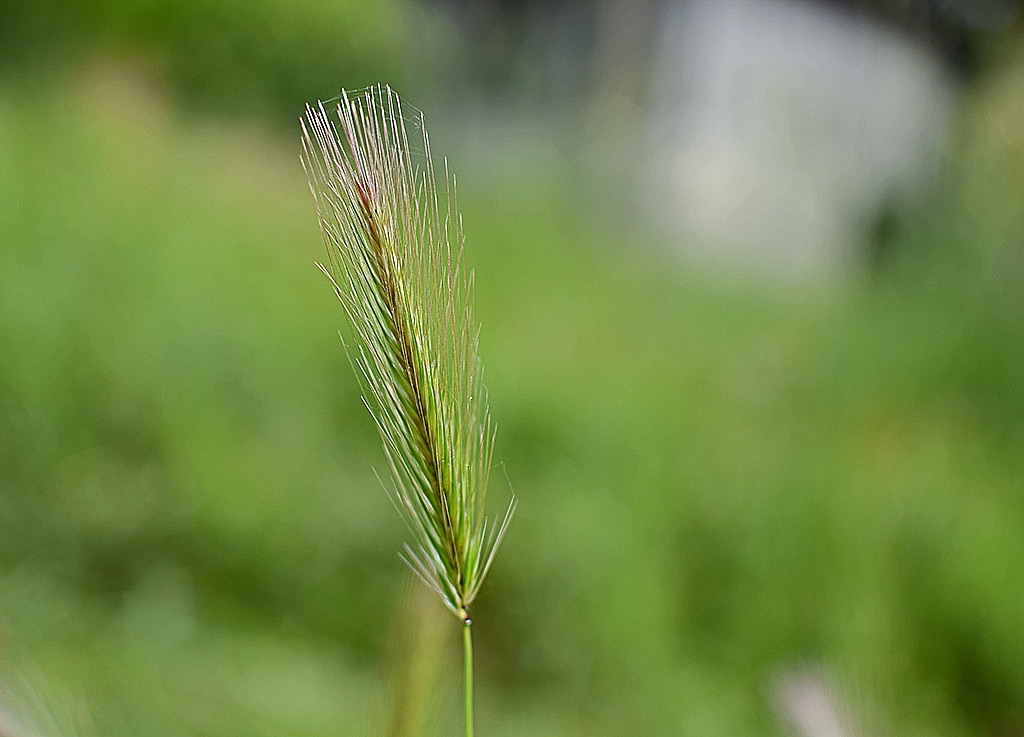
[300,85,514,621]
[0,660,93,737]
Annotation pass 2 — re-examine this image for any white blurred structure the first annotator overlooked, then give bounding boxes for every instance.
[645,0,955,281]
[775,670,862,737]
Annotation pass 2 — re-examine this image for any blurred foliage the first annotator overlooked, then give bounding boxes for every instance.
[0,0,415,120]
[2,5,1024,737]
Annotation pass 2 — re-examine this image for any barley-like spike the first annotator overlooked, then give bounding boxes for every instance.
[301,85,514,618]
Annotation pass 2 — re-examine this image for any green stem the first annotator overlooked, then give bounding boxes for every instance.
[463,619,474,737]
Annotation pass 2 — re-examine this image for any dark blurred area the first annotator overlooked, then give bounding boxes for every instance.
[2,0,1024,736]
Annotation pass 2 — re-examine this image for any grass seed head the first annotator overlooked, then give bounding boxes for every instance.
[300,85,515,619]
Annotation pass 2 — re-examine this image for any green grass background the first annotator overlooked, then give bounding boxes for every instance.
[2,3,1024,735]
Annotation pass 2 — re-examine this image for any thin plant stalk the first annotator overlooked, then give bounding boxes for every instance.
[463,621,474,737]
[300,84,513,737]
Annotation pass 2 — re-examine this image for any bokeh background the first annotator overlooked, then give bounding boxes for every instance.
[2,0,1024,735]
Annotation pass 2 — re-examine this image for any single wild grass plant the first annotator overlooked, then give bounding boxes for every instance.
[300,85,515,737]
